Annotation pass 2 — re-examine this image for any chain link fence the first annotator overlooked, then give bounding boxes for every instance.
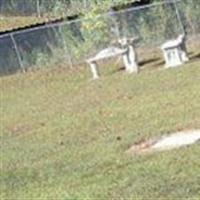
[0,0,86,17]
[0,0,134,17]
[0,0,199,75]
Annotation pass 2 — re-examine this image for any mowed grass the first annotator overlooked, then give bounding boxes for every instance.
[0,59,200,199]
[0,15,49,32]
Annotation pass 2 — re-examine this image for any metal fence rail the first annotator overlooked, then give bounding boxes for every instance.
[0,0,199,75]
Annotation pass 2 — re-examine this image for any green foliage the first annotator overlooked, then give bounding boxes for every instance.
[138,3,181,44]
[181,0,200,35]
[81,7,111,53]
[61,23,86,60]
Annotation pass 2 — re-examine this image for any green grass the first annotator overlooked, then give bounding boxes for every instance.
[0,16,50,32]
[0,59,200,199]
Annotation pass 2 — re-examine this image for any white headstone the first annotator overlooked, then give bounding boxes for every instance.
[161,34,189,68]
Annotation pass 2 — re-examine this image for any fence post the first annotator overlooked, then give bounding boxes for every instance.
[36,0,41,17]
[10,34,25,73]
[59,26,73,69]
[83,0,87,9]
[173,0,185,34]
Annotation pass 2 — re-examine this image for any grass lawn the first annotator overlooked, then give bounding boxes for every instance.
[0,16,50,32]
[0,58,200,199]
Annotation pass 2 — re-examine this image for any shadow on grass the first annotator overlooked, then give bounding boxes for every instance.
[139,57,160,66]
[112,57,164,74]
[102,52,200,75]
[190,52,200,60]
[116,66,126,72]
[153,60,165,68]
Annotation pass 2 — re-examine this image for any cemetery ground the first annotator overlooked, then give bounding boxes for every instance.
[1,51,200,199]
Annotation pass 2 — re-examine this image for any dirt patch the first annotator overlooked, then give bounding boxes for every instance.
[127,130,200,155]
[7,121,46,136]
[8,123,33,136]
